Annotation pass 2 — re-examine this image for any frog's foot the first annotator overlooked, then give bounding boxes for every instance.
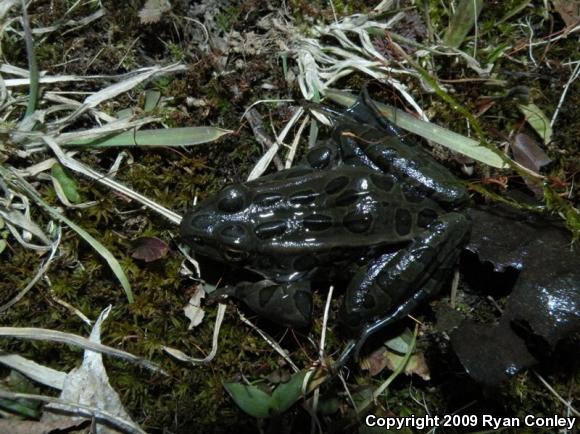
[336,212,470,367]
[211,280,313,328]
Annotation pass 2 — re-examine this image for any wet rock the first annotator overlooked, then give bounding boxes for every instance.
[451,206,580,385]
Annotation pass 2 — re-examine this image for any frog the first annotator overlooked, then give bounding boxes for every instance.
[180,90,471,365]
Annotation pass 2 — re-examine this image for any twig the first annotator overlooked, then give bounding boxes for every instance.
[328,0,338,24]
[163,303,227,364]
[534,371,580,418]
[318,285,334,361]
[550,61,580,128]
[449,269,460,309]
[237,310,299,372]
[247,107,304,181]
[244,108,284,170]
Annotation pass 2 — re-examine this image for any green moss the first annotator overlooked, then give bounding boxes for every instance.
[216,6,241,32]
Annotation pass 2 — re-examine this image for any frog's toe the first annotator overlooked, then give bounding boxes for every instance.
[234,280,313,328]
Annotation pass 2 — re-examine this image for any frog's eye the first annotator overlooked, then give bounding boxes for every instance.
[224,248,248,262]
[218,185,247,213]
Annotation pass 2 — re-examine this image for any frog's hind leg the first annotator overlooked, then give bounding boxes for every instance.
[209,280,313,328]
[336,212,470,368]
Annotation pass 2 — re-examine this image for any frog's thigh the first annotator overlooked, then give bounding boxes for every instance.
[340,212,470,332]
[233,280,313,328]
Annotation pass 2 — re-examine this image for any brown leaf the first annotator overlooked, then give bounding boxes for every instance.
[552,0,580,27]
[510,133,552,197]
[131,237,169,262]
[511,133,552,173]
[360,346,431,380]
[361,346,390,376]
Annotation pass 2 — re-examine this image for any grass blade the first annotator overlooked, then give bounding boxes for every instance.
[325,89,507,168]
[518,103,553,143]
[21,0,38,119]
[63,126,233,148]
[443,0,485,48]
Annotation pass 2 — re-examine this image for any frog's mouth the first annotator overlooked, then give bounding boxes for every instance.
[222,247,249,262]
[180,230,251,264]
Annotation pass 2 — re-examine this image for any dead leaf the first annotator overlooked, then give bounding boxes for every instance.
[511,133,552,174]
[552,0,580,27]
[131,236,169,262]
[0,419,86,434]
[510,132,552,196]
[41,306,141,434]
[361,346,431,380]
[138,0,172,24]
[183,286,206,329]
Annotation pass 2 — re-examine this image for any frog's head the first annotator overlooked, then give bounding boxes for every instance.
[180,184,258,264]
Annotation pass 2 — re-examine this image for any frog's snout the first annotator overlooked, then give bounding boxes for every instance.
[180,211,211,242]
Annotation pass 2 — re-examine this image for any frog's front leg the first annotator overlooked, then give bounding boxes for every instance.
[337,212,470,366]
[209,280,313,328]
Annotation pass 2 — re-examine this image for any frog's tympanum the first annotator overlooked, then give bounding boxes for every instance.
[181,91,471,363]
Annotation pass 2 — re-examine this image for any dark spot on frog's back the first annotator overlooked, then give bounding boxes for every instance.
[253,192,283,207]
[306,145,333,169]
[255,221,287,239]
[335,189,364,207]
[395,208,413,236]
[289,190,318,205]
[371,174,395,192]
[343,211,373,233]
[324,176,349,194]
[217,185,247,213]
[303,214,332,231]
[418,208,438,228]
